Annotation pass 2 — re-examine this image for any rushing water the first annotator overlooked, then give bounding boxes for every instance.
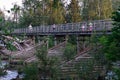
[0,61,18,80]
[0,70,18,80]
[0,61,8,68]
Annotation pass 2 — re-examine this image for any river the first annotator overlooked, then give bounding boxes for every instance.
[0,61,19,80]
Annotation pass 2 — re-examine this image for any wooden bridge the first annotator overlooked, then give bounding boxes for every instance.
[12,20,113,36]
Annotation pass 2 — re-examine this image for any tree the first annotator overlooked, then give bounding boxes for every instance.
[48,0,65,24]
[36,45,60,79]
[63,42,77,61]
[82,0,113,20]
[112,0,120,10]
[67,0,81,22]
[94,7,120,79]
[88,35,109,78]
[75,59,95,80]
[24,45,60,80]
[11,4,21,28]
[19,0,43,27]
[0,9,15,34]
[100,0,113,19]
[0,9,5,30]
[82,0,99,20]
[23,63,39,80]
[105,6,120,61]
[19,0,65,27]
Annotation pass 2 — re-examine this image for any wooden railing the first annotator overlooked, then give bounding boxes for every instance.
[12,20,113,35]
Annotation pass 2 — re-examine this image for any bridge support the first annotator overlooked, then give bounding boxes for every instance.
[46,36,49,50]
[76,36,91,54]
[77,35,80,54]
[65,35,68,43]
[54,37,57,46]
[36,36,43,43]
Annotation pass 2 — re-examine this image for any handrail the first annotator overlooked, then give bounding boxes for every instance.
[12,20,113,35]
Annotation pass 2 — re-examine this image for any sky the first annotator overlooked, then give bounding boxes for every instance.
[0,0,22,16]
[0,0,71,11]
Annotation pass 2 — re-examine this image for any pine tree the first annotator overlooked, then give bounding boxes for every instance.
[68,0,81,22]
[48,0,65,24]
[105,6,120,61]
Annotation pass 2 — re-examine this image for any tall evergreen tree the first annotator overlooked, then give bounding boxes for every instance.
[24,45,60,80]
[48,0,65,24]
[105,6,120,61]
[68,0,81,22]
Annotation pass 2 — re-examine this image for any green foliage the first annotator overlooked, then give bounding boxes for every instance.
[104,6,120,62]
[63,42,77,61]
[23,63,39,80]
[49,0,65,24]
[68,0,81,22]
[53,0,59,8]
[23,45,60,80]
[36,45,60,79]
[68,35,77,45]
[0,10,5,31]
[112,0,120,10]
[99,36,108,46]
[0,17,2,22]
[48,36,54,48]
[20,0,65,26]
[105,41,120,61]
[75,59,95,80]
[114,68,120,79]
[82,0,113,20]
[1,19,14,35]
[6,41,17,51]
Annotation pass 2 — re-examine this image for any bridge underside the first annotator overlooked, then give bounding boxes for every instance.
[11,31,111,36]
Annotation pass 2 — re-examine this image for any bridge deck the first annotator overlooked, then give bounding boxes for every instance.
[11,20,113,35]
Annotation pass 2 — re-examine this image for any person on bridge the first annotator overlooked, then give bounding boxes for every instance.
[89,22,93,31]
[28,24,33,31]
[53,24,56,30]
[82,25,85,31]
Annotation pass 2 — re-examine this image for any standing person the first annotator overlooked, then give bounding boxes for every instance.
[53,24,56,30]
[89,22,93,31]
[82,24,85,31]
[29,24,33,31]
